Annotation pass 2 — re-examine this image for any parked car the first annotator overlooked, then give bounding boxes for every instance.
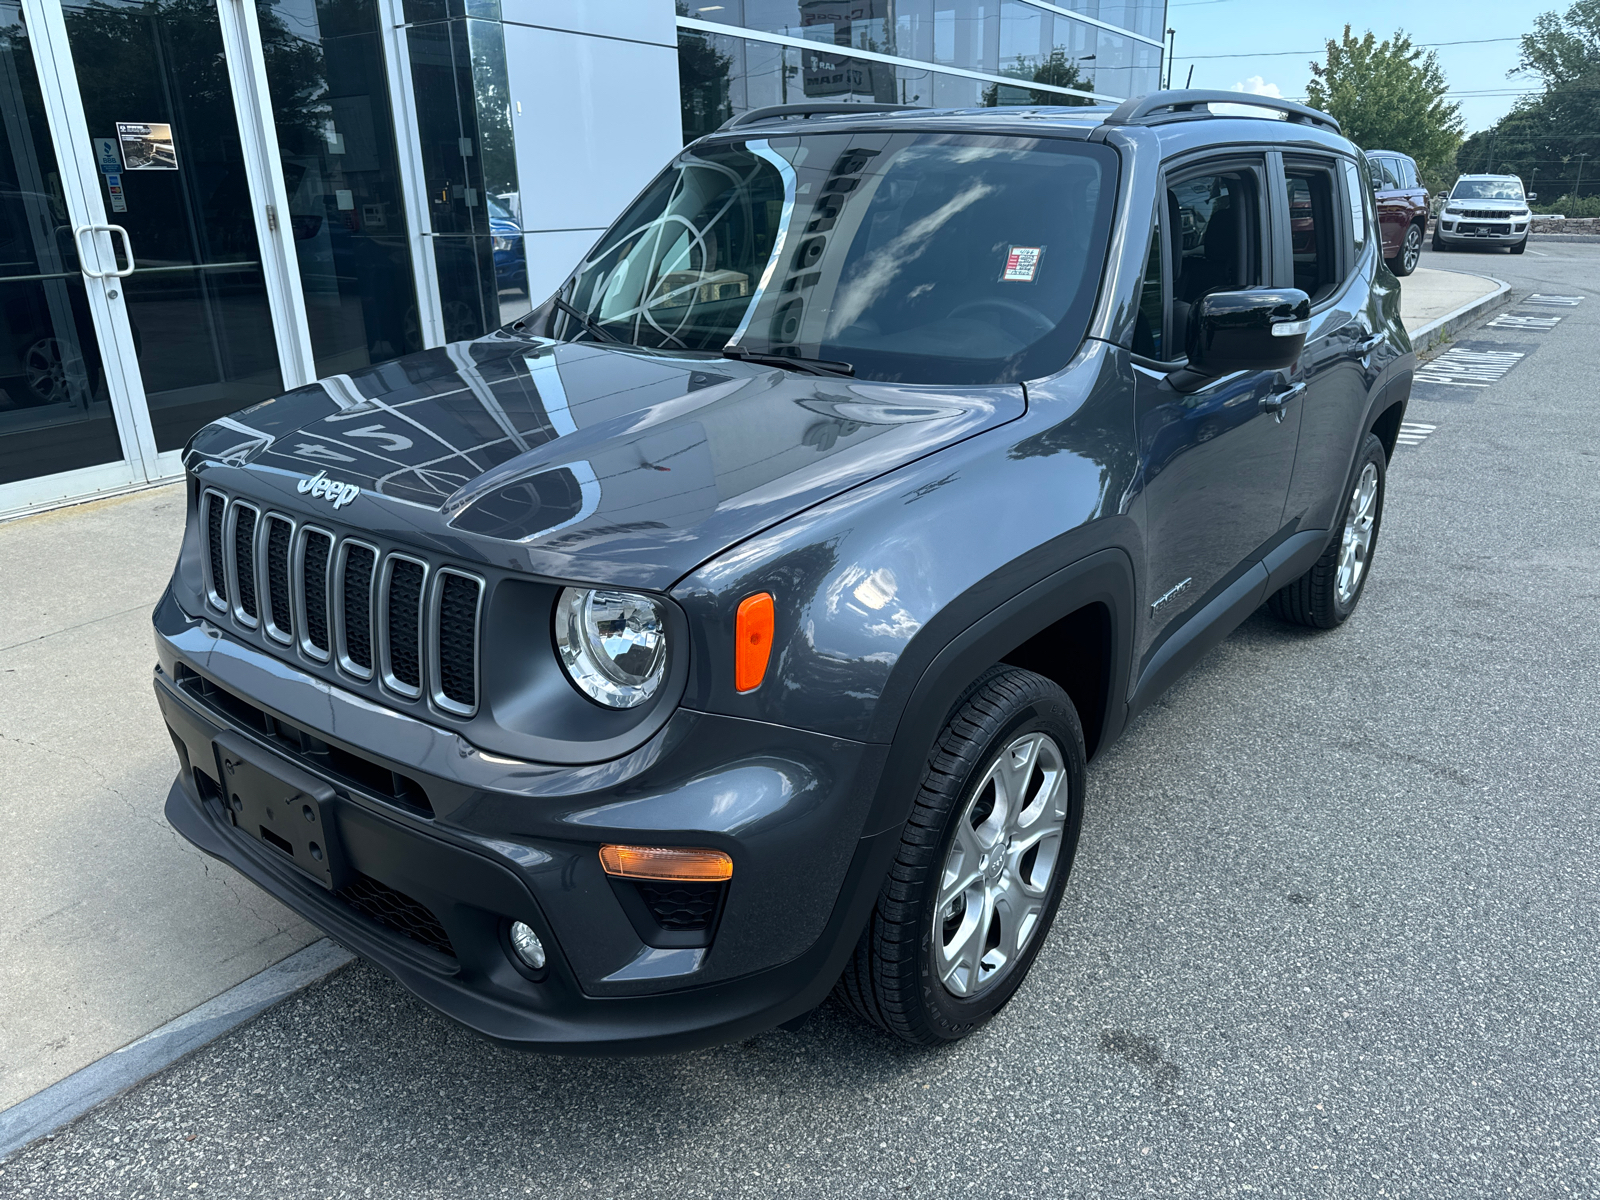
[1434,174,1534,254]
[154,91,1413,1051]
[1364,150,1428,276]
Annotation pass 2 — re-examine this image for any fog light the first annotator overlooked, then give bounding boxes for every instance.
[509,921,546,970]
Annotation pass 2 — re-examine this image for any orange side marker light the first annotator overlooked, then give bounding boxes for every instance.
[735,591,774,692]
[599,844,733,882]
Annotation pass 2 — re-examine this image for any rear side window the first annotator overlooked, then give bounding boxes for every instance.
[1397,158,1418,189]
[1284,163,1339,302]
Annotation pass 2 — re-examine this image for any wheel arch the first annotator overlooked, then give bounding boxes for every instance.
[862,548,1135,837]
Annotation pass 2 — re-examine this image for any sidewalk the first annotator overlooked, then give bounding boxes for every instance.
[0,486,317,1111]
[1400,264,1509,350]
[0,260,1515,1122]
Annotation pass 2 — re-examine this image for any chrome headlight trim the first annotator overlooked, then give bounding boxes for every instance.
[554,587,668,709]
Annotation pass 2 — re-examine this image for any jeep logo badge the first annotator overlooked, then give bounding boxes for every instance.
[297,470,361,510]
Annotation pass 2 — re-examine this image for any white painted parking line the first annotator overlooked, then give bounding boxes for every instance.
[1415,347,1526,387]
[1524,294,1584,306]
[1395,421,1437,447]
[1487,313,1562,330]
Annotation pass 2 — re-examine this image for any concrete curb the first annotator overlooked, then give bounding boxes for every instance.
[1407,269,1513,355]
[0,938,354,1164]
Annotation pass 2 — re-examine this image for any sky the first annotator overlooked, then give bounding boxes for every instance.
[1165,0,1542,135]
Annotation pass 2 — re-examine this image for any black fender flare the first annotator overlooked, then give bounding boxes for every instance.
[862,547,1135,837]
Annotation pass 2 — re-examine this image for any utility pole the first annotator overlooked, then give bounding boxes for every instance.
[1578,153,1590,199]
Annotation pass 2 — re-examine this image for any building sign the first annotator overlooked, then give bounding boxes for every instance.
[116,122,177,170]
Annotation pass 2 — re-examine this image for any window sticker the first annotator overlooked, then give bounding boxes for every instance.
[1002,245,1042,282]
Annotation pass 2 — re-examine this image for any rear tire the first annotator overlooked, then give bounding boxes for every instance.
[836,666,1085,1045]
[1389,223,1423,276]
[1268,433,1387,629]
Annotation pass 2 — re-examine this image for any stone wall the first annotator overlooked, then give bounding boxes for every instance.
[1531,216,1600,234]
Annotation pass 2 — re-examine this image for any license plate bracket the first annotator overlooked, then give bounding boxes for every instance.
[214,732,350,890]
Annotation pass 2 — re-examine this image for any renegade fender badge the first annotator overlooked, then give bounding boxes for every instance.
[297,470,361,510]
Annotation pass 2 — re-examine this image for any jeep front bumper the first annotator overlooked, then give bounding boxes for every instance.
[153,589,895,1053]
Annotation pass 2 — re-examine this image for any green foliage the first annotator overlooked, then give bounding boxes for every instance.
[982,50,1095,108]
[1461,1,1600,202]
[1537,193,1600,216]
[1304,26,1463,190]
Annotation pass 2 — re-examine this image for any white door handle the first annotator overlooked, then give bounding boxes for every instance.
[73,224,136,279]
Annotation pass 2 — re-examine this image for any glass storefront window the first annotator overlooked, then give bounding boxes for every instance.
[406,15,522,341]
[258,0,423,376]
[690,1,1143,93]
[0,0,122,485]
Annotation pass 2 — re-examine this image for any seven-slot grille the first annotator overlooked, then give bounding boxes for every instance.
[1455,209,1512,221]
[199,489,484,716]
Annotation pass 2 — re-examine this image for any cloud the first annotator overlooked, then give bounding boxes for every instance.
[1230,76,1283,97]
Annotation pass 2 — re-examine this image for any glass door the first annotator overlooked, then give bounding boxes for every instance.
[55,0,286,456]
[0,0,129,494]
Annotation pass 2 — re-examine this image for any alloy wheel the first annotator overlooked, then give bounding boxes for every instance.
[1402,225,1422,273]
[935,731,1069,999]
[1336,462,1380,606]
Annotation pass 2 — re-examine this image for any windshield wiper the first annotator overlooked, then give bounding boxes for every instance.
[721,346,855,378]
[552,297,620,344]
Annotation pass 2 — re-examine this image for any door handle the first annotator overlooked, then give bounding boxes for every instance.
[1262,382,1305,413]
[1357,333,1384,353]
[73,224,135,279]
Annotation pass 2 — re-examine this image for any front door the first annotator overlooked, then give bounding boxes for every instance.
[1134,159,1301,670]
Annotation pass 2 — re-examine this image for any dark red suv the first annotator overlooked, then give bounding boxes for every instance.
[1365,150,1428,276]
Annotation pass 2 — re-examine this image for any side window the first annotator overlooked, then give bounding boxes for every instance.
[1398,158,1418,189]
[1284,162,1339,302]
[1133,216,1165,359]
[1167,169,1262,306]
[1377,158,1401,190]
[1340,159,1369,252]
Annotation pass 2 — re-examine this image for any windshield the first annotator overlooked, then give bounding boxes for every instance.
[542,132,1116,385]
[1451,179,1525,201]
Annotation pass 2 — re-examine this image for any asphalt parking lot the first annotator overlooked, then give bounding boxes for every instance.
[3,242,1597,1199]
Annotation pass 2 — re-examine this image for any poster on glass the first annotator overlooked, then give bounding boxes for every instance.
[115,122,177,170]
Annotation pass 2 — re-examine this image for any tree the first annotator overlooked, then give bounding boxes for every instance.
[1305,26,1463,189]
[982,49,1094,108]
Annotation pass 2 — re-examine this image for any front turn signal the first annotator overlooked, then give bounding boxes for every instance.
[599,844,733,882]
[735,591,774,692]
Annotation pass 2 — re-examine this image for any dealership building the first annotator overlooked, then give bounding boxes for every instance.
[0,0,1165,515]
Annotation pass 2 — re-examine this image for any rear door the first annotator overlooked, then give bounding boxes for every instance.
[1279,154,1379,534]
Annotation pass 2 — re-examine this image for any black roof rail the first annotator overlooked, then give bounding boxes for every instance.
[1102,89,1341,133]
[717,102,916,132]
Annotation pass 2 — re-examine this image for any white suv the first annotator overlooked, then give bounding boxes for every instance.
[1433,174,1533,254]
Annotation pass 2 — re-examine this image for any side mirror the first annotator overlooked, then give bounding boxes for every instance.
[1526,192,1538,201]
[1186,288,1311,377]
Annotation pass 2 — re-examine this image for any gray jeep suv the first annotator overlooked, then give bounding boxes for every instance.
[154,91,1413,1050]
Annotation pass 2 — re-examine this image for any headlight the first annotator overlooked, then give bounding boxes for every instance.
[554,587,667,708]
[1444,205,1462,214]
[492,234,516,253]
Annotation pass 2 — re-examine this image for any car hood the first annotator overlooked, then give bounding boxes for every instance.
[186,333,1024,590]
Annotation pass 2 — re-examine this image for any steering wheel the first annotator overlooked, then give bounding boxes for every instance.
[946,297,1056,338]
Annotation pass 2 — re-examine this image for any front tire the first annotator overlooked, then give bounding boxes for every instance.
[1510,236,1527,255]
[1431,226,1446,252]
[1389,223,1423,276]
[836,666,1085,1045]
[1268,432,1387,629]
